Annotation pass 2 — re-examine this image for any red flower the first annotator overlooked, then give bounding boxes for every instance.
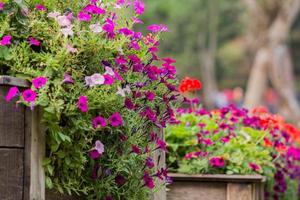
[178,77,202,93]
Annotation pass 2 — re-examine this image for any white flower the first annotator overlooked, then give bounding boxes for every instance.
[47,11,60,19]
[104,66,115,76]
[57,15,72,27]
[85,76,95,87]
[116,85,131,97]
[61,26,74,37]
[91,73,105,85]
[89,23,102,33]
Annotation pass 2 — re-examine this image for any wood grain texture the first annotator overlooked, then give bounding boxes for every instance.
[0,86,25,147]
[0,76,30,87]
[227,183,252,200]
[0,149,24,200]
[167,181,227,200]
[169,173,265,183]
[45,190,84,200]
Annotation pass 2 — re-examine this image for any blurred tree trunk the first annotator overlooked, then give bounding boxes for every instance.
[198,0,219,109]
[243,0,300,123]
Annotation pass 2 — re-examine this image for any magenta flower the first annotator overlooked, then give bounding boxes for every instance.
[143,171,155,189]
[0,2,4,11]
[147,24,169,33]
[103,18,115,39]
[103,74,114,85]
[28,37,41,46]
[134,0,145,15]
[249,162,261,172]
[22,89,37,103]
[209,157,225,168]
[92,116,107,129]
[83,4,105,15]
[89,140,104,160]
[156,139,167,151]
[131,145,141,154]
[63,73,74,84]
[221,136,230,143]
[78,11,91,22]
[124,98,135,110]
[0,35,12,46]
[32,76,47,89]
[6,87,19,102]
[145,91,155,101]
[118,28,133,36]
[109,112,123,127]
[35,4,47,11]
[77,96,88,112]
[145,157,155,169]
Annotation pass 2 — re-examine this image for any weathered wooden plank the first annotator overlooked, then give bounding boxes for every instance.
[167,181,227,200]
[227,183,252,200]
[169,173,265,183]
[45,190,84,200]
[0,86,25,147]
[26,109,45,200]
[0,149,24,200]
[0,76,30,87]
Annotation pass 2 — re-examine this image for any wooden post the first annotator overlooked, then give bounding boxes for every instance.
[0,76,45,200]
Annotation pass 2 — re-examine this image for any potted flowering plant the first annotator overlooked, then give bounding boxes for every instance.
[166,78,300,200]
[0,0,177,199]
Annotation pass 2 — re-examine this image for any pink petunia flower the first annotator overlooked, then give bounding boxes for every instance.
[249,162,261,172]
[145,91,155,101]
[102,18,115,39]
[89,140,104,160]
[22,89,37,103]
[209,157,225,168]
[0,2,4,11]
[145,157,155,169]
[78,11,91,22]
[156,139,167,151]
[32,76,47,89]
[35,4,47,11]
[77,96,88,112]
[103,74,114,85]
[63,73,74,84]
[109,112,123,127]
[0,35,12,46]
[131,144,141,154]
[6,87,19,102]
[66,44,77,53]
[57,15,72,27]
[83,4,105,15]
[28,37,41,46]
[147,24,169,33]
[143,171,155,189]
[134,0,145,15]
[92,116,107,129]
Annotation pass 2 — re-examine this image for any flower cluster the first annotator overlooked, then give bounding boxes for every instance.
[166,93,300,199]
[1,1,177,199]
[178,77,202,93]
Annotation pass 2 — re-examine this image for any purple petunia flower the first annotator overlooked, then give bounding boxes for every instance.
[109,112,123,127]
[131,145,141,154]
[83,4,105,15]
[0,35,12,46]
[92,116,107,129]
[145,157,155,169]
[78,11,91,22]
[115,175,126,186]
[6,87,19,102]
[118,28,133,36]
[77,96,88,112]
[124,98,135,110]
[28,37,41,46]
[32,76,47,89]
[145,91,155,101]
[103,18,115,39]
[35,4,47,11]
[22,89,37,103]
[249,162,261,172]
[156,139,167,151]
[147,24,169,33]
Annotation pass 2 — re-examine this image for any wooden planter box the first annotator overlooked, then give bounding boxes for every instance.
[167,173,265,200]
[0,76,165,200]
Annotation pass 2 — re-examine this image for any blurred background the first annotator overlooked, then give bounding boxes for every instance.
[138,0,300,124]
